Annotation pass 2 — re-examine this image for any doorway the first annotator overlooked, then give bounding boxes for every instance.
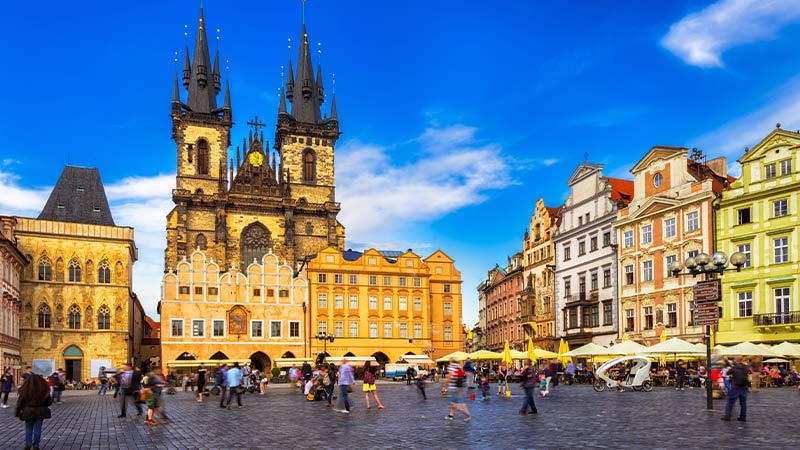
[63,345,83,382]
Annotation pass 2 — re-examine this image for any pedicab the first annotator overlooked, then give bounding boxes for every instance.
[592,355,653,392]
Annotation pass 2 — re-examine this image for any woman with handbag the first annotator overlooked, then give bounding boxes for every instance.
[16,374,53,450]
[362,361,384,409]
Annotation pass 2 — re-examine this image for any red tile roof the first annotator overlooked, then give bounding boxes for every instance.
[602,177,634,205]
[145,316,160,338]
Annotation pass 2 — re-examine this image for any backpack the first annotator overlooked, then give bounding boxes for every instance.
[731,365,749,388]
[454,368,466,387]
[364,370,375,385]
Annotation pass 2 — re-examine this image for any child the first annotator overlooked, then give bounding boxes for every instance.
[416,375,427,400]
[539,374,549,398]
[479,375,490,401]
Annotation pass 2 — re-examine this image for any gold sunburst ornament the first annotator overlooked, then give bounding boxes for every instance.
[248,152,264,167]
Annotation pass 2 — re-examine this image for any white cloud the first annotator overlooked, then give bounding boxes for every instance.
[337,124,518,241]
[0,170,50,216]
[662,0,800,67]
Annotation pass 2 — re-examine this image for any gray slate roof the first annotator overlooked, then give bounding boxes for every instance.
[38,166,115,226]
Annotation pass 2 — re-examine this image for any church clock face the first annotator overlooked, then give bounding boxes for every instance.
[248,152,264,167]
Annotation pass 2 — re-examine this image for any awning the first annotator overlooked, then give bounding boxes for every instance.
[325,356,377,365]
[399,355,435,365]
[166,359,250,368]
[274,358,314,368]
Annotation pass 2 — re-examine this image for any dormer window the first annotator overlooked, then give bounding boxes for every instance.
[77,186,85,192]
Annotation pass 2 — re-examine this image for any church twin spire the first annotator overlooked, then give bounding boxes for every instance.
[281,21,336,125]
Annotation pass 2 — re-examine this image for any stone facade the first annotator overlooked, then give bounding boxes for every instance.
[616,147,730,345]
[521,199,561,351]
[306,248,462,363]
[160,249,307,372]
[717,127,800,344]
[554,163,632,347]
[14,216,140,381]
[0,217,26,383]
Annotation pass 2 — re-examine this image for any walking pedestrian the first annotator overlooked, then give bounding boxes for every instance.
[21,367,33,384]
[406,366,415,386]
[111,369,122,398]
[324,363,336,407]
[117,364,143,418]
[15,374,52,450]
[217,364,229,408]
[565,361,575,385]
[211,364,222,391]
[1,368,13,408]
[463,357,476,389]
[335,359,354,414]
[722,356,750,422]
[362,361,384,409]
[497,363,508,396]
[242,364,252,390]
[196,364,207,402]
[519,359,538,415]
[445,358,470,421]
[675,360,687,391]
[225,363,243,409]
[48,372,63,405]
[143,366,168,426]
[416,373,427,400]
[301,361,313,384]
[97,372,108,396]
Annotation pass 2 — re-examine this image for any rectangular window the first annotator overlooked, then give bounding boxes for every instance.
[665,255,677,277]
[383,296,392,311]
[590,271,598,291]
[383,276,392,286]
[579,276,586,294]
[251,320,263,338]
[773,199,788,217]
[737,208,751,225]
[664,218,676,238]
[414,323,423,338]
[737,291,753,318]
[667,303,677,327]
[564,279,571,297]
[563,245,571,261]
[765,162,777,179]
[603,269,611,288]
[208,287,218,296]
[642,225,652,244]
[444,284,451,293]
[625,309,634,331]
[567,308,577,329]
[317,293,327,309]
[775,287,791,323]
[737,243,751,268]
[624,265,634,285]
[270,321,281,338]
[213,319,225,337]
[334,294,344,309]
[289,321,300,338]
[443,325,452,341]
[349,274,358,285]
[368,275,377,286]
[642,261,653,281]
[399,277,407,287]
[413,297,422,311]
[317,321,327,334]
[399,323,408,338]
[253,288,261,297]
[192,319,204,337]
[194,286,203,295]
[369,295,378,310]
[279,289,288,298]
[780,158,792,175]
[603,302,612,325]
[590,236,598,252]
[624,230,634,248]
[774,237,789,263]
[644,306,654,330]
[318,273,327,283]
[686,211,699,231]
[383,322,392,338]
[399,296,408,311]
[444,302,452,315]
[578,241,586,256]
[688,250,699,259]
[334,321,343,337]
[603,232,611,247]
[369,322,378,338]
[413,277,421,287]
[349,294,358,309]
[590,305,599,327]
[334,274,343,284]
[171,319,183,337]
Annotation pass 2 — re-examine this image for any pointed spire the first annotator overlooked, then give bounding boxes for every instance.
[182,46,191,88]
[285,58,294,101]
[316,62,324,105]
[213,48,221,93]
[172,71,181,103]
[278,87,287,115]
[185,5,218,113]
[330,93,338,121]
[289,22,322,123]
[224,78,231,109]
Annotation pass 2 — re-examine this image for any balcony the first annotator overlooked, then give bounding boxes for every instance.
[564,292,599,304]
[753,311,800,327]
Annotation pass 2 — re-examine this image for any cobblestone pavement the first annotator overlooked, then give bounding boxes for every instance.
[1,382,798,449]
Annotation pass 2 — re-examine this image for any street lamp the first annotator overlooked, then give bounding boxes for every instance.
[669,250,746,410]
[314,332,335,364]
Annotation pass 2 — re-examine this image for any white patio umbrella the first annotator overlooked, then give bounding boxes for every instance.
[718,342,780,357]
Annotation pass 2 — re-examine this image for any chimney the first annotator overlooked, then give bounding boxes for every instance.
[705,156,727,178]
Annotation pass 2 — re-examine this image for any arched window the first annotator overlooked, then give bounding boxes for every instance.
[197,139,209,175]
[302,149,316,181]
[68,258,82,282]
[37,304,51,329]
[240,223,271,268]
[98,260,111,284]
[38,257,52,281]
[195,234,208,251]
[97,305,111,330]
[68,304,81,329]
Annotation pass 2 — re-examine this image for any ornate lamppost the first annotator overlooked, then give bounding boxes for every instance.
[314,332,335,365]
[669,250,747,410]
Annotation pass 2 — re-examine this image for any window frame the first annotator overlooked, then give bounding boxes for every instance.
[269,320,282,338]
[251,320,264,338]
[623,230,634,248]
[170,319,184,338]
[289,320,301,338]
[641,225,652,244]
[642,261,653,282]
[212,319,226,338]
[773,236,789,264]
[737,291,753,318]
[191,318,205,338]
[664,217,676,238]
[686,211,699,232]
[773,199,788,218]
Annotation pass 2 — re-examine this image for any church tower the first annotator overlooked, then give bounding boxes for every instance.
[166,5,232,270]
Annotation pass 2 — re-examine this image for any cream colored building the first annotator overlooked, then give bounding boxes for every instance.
[1,217,26,382]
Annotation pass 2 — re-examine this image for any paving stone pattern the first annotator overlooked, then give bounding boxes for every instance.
[0,382,797,449]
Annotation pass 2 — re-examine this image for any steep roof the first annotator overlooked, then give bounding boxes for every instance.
[38,166,115,226]
[687,159,733,194]
[602,176,634,205]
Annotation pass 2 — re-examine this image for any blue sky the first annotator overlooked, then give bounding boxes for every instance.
[3,0,800,324]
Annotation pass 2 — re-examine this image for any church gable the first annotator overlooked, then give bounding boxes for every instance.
[738,128,800,164]
[630,146,687,174]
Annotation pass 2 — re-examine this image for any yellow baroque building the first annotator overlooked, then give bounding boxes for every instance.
[14,166,141,381]
[160,249,307,372]
[717,127,800,344]
[306,247,463,363]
